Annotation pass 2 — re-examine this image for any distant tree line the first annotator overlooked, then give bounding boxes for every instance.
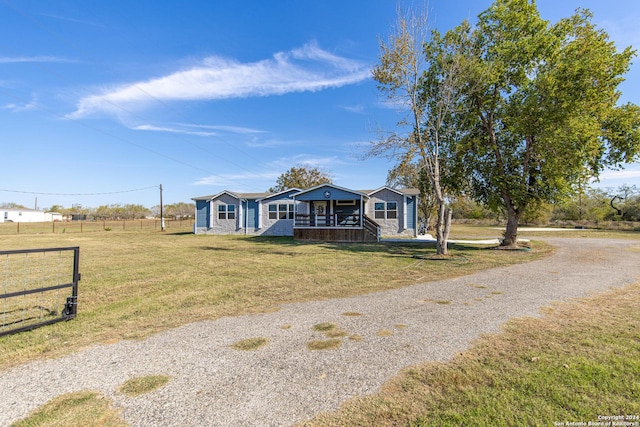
[0,202,195,220]
[441,184,640,224]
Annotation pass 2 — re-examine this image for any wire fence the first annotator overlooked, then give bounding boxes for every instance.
[0,218,195,235]
[1,247,80,337]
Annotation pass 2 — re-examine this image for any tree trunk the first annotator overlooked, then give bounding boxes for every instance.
[435,201,450,255]
[502,205,521,247]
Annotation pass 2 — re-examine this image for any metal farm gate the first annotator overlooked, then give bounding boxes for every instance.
[1,247,80,337]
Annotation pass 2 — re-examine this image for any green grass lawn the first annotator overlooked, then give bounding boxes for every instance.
[4,226,639,427]
[0,226,550,370]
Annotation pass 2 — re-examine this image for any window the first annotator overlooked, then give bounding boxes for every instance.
[374,202,385,219]
[386,202,397,219]
[218,204,235,220]
[278,204,288,219]
[268,204,277,220]
[374,201,398,219]
[269,203,294,220]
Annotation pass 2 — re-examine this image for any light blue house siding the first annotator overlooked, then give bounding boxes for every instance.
[366,188,418,237]
[192,189,303,236]
[406,195,417,230]
[195,200,209,229]
[246,199,259,229]
[257,189,302,236]
[193,185,418,238]
[294,186,364,202]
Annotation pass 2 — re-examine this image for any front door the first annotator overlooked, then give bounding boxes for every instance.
[312,201,329,225]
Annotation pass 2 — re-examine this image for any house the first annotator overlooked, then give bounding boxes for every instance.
[192,184,419,242]
[0,208,63,223]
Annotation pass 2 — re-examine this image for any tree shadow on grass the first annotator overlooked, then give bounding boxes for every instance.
[244,235,473,258]
[195,235,499,259]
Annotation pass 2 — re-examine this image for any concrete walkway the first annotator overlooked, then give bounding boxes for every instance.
[1,238,639,426]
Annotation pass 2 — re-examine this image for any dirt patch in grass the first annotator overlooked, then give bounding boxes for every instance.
[412,253,467,261]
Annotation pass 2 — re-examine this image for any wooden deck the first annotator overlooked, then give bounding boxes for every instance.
[293,227,378,242]
[293,215,380,242]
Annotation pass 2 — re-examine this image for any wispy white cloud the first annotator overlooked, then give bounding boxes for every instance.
[175,123,266,135]
[245,138,295,148]
[269,154,345,169]
[67,42,371,119]
[131,121,267,139]
[193,171,280,187]
[0,56,77,64]
[41,13,104,28]
[340,104,365,113]
[2,95,39,112]
[598,167,640,181]
[133,124,218,137]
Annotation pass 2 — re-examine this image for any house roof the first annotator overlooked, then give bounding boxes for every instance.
[192,186,420,202]
[292,183,369,199]
[364,187,420,197]
[255,188,302,202]
[0,207,43,213]
[192,191,271,201]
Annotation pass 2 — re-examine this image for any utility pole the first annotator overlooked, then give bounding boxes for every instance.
[160,184,165,231]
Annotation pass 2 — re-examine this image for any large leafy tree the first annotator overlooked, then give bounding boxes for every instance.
[269,166,332,193]
[451,0,640,246]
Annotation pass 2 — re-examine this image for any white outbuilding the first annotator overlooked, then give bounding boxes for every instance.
[0,208,62,223]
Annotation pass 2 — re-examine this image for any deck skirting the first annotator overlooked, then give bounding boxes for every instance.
[293,227,378,242]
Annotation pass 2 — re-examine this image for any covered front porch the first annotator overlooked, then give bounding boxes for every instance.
[292,184,380,242]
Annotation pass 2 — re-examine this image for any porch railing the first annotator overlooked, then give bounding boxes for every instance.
[363,215,381,241]
[295,213,361,228]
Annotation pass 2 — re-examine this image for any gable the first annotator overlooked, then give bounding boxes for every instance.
[367,186,419,197]
[293,184,366,201]
[257,188,301,202]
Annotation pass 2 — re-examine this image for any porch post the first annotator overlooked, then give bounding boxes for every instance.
[403,196,408,230]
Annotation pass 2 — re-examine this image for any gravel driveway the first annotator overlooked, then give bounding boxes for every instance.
[1,238,639,426]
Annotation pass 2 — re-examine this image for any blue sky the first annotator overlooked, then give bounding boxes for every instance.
[1,0,639,209]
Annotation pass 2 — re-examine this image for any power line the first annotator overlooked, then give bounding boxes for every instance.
[0,186,159,196]
[0,87,218,176]
[0,0,276,176]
